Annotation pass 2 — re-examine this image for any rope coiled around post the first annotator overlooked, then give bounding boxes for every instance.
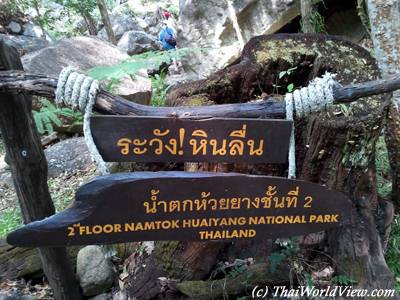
[55,66,109,175]
[285,72,338,179]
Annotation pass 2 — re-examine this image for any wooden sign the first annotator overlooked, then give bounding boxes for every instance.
[90,116,292,163]
[7,172,352,247]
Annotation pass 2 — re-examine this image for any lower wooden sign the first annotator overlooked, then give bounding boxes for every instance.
[7,172,353,247]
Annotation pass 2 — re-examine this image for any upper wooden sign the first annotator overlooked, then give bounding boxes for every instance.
[90,116,292,163]
[7,172,353,247]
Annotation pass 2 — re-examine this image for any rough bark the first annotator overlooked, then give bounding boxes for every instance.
[0,42,82,299]
[366,0,400,211]
[1,71,400,118]
[301,0,316,33]
[126,34,396,298]
[96,0,116,44]
[83,12,97,36]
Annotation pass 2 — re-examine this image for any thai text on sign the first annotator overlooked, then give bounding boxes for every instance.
[7,172,352,247]
[90,116,292,163]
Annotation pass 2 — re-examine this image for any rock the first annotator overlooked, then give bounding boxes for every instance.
[0,239,81,282]
[117,30,160,55]
[179,0,297,48]
[22,36,125,76]
[98,14,143,42]
[177,0,300,78]
[113,74,152,105]
[112,291,128,300]
[77,246,114,297]
[111,1,166,36]
[22,37,152,104]
[0,170,13,189]
[0,155,13,189]
[0,34,49,54]
[6,21,22,34]
[89,293,111,300]
[44,137,92,178]
[0,291,32,300]
[326,9,367,43]
[22,23,42,38]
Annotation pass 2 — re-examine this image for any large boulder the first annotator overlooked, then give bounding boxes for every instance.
[98,14,143,42]
[179,0,297,48]
[0,34,49,54]
[6,21,22,34]
[22,36,152,104]
[113,73,152,105]
[110,0,176,36]
[117,30,161,55]
[177,0,299,78]
[44,137,93,178]
[22,22,45,39]
[77,246,114,297]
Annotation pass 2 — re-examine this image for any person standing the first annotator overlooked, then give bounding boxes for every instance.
[158,20,176,51]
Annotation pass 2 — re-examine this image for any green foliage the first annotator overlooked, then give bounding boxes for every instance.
[274,66,297,94]
[278,66,297,80]
[300,2,327,34]
[62,0,97,18]
[32,98,83,135]
[150,71,170,107]
[375,136,392,198]
[47,177,75,212]
[268,252,286,273]
[227,264,247,279]
[0,208,22,237]
[0,138,5,156]
[386,215,400,292]
[304,272,314,288]
[88,48,194,82]
[332,275,357,286]
[268,237,299,273]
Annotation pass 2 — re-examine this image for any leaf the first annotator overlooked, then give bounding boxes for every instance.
[287,66,298,74]
[268,252,285,273]
[279,71,287,79]
[33,112,45,134]
[47,111,63,127]
[287,83,294,93]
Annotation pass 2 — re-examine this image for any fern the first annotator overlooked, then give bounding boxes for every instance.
[332,275,357,286]
[150,71,170,107]
[33,98,83,135]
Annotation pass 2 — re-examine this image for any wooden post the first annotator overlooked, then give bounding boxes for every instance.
[0,42,82,299]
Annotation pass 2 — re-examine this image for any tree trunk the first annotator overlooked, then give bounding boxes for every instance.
[83,12,98,36]
[366,0,400,211]
[301,0,315,33]
[125,34,397,298]
[33,1,47,39]
[0,42,82,299]
[97,0,116,44]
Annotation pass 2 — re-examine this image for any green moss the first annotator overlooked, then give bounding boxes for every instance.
[153,241,184,277]
[187,95,214,107]
[177,280,211,299]
[336,257,366,286]
[255,40,314,65]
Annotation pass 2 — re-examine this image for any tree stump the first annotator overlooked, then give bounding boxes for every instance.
[125,34,396,299]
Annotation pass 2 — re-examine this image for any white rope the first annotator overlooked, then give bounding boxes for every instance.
[285,72,338,179]
[55,66,109,175]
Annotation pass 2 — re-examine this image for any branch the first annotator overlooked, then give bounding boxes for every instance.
[0,71,399,118]
[175,262,290,299]
[0,71,285,119]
